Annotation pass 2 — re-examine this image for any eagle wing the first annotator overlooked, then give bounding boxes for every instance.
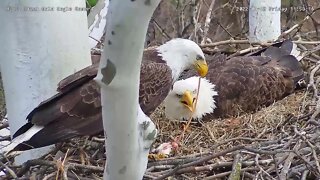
[139,62,173,116]
[206,55,299,118]
[57,63,99,93]
[12,60,173,150]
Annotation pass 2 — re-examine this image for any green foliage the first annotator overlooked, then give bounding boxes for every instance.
[86,0,98,8]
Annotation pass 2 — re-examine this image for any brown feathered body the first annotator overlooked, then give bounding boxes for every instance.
[180,41,304,119]
[12,48,172,151]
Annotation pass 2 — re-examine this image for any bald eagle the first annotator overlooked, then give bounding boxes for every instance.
[164,40,305,121]
[3,38,208,153]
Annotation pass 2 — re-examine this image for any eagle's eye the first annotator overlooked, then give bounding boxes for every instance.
[196,54,204,60]
[176,94,182,98]
[192,89,197,94]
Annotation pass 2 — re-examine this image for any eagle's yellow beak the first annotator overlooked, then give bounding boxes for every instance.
[194,59,208,77]
[180,90,195,112]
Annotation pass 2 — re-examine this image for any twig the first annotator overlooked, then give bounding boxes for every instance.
[212,137,269,149]
[148,157,198,167]
[151,18,171,40]
[293,41,320,45]
[278,16,311,39]
[279,140,302,180]
[307,141,320,176]
[201,0,215,45]
[63,165,69,180]
[17,159,104,177]
[201,39,272,48]
[43,172,57,180]
[204,167,260,180]
[228,152,242,180]
[272,155,281,180]
[228,47,262,59]
[155,145,245,180]
[254,154,275,180]
[300,170,309,180]
[308,63,320,121]
[0,161,17,178]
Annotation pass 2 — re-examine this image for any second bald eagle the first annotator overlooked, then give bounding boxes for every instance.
[164,40,304,120]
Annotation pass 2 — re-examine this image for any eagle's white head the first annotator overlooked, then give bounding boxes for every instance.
[164,76,218,120]
[157,38,208,81]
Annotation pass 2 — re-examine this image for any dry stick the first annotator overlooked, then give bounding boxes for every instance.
[294,127,320,176]
[43,172,57,180]
[200,39,273,48]
[306,140,320,176]
[243,172,256,179]
[242,146,288,155]
[210,137,268,150]
[228,47,261,59]
[277,16,311,40]
[151,18,171,40]
[146,165,175,172]
[266,154,289,175]
[308,63,320,121]
[293,150,319,176]
[63,165,69,180]
[204,124,216,142]
[293,41,320,45]
[255,154,275,180]
[164,158,282,175]
[148,157,199,167]
[279,140,302,180]
[301,170,310,180]
[272,155,281,180]
[154,145,245,180]
[279,7,320,40]
[201,0,216,45]
[191,0,202,41]
[299,44,320,60]
[228,152,242,180]
[171,161,234,175]
[204,167,260,180]
[56,148,69,180]
[201,39,319,49]
[17,159,104,177]
[144,173,158,179]
[67,171,94,180]
[0,161,17,178]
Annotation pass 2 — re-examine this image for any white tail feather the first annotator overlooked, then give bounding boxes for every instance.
[290,42,303,61]
[0,125,43,155]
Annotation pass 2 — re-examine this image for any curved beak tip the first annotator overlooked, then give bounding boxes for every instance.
[195,60,208,77]
[181,90,195,112]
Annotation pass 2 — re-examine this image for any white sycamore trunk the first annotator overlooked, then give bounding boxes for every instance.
[0,0,91,163]
[95,0,160,179]
[249,0,281,43]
